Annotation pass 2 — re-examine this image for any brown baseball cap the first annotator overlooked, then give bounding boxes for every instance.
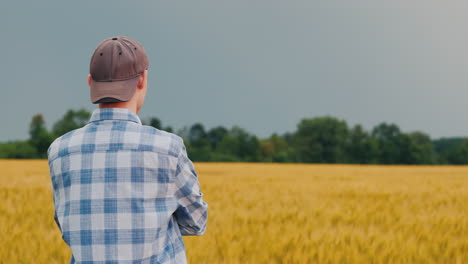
[89,36,149,104]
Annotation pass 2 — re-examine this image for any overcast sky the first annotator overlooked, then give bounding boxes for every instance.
[2,0,468,141]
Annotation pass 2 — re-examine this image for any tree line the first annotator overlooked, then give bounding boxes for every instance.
[1,108,468,164]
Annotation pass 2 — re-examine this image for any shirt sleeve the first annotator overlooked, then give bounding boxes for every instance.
[52,193,62,233]
[47,146,62,234]
[173,141,208,236]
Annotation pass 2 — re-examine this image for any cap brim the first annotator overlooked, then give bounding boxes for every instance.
[90,76,139,104]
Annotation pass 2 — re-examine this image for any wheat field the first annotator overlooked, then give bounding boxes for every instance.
[0,160,467,263]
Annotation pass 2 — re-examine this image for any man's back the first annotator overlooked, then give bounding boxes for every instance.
[47,107,208,263]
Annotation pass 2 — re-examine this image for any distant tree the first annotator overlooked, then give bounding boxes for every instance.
[445,138,468,164]
[260,133,290,162]
[186,123,211,161]
[282,132,294,144]
[344,124,378,164]
[432,137,466,164]
[145,117,174,133]
[176,126,190,140]
[52,109,91,137]
[293,116,349,163]
[371,123,404,164]
[148,117,162,129]
[188,123,207,143]
[400,131,436,164]
[207,126,228,150]
[0,141,37,159]
[7,107,468,163]
[281,132,298,162]
[29,114,54,158]
[433,137,465,153]
[260,139,274,161]
[217,126,260,162]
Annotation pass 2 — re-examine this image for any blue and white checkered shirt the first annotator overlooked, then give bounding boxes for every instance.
[47,107,208,264]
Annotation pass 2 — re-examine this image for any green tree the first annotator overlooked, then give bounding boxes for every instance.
[148,117,162,129]
[52,109,91,137]
[293,116,349,163]
[400,131,436,164]
[186,123,211,161]
[432,137,466,164]
[0,141,37,159]
[207,126,228,150]
[260,133,291,162]
[371,123,404,164]
[216,126,260,162]
[176,126,190,140]
[145,117,174,133]
[29,114,54,158]
[344,124,378,164]
[188,123,207,143]
[445,138,468,164]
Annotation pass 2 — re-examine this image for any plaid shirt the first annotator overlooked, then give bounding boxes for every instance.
[47,107,208,264]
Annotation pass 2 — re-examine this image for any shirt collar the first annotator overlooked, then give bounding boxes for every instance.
[88,107,142,125]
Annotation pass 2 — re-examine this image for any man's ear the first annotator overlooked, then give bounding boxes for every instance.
[137,71,146,89]
[87,74,93,87]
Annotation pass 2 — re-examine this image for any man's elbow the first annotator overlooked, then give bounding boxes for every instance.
[180,209,208,236]
[180,222,207,236]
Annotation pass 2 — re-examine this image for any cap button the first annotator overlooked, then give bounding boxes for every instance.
[112,37,118,40]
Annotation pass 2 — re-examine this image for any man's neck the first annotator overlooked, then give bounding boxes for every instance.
[98,102,139,115]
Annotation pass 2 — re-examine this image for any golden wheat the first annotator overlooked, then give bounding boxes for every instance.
[0,160,467,263]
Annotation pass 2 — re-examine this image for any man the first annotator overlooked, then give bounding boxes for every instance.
[47,36,208,263]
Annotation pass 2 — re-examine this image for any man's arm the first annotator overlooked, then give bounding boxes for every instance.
[173,141,208,236]
[48,142,62,233]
